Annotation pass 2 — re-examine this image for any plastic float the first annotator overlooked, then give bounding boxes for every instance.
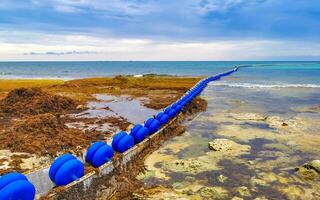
[86,141,114,168]
[144,117,160,134]
[0,172,35,200]
[112,131,135,153]
[156,112,169,125]
[49,153,84,186]
[155,112,164,122]
[164,107,177,118]
[144,118,154,128]
[171,102,182,113]
[130,124,143,137]
[130,124,149,144]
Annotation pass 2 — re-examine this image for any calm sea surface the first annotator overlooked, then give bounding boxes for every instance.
[0,61,319,87]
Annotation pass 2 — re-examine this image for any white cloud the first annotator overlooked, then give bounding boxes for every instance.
[30,0,157,15]
[194,0,246,15]
[0,31,319,61]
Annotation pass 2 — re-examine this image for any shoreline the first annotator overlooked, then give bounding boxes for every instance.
[0,75,202,175]
[0,73,203,81]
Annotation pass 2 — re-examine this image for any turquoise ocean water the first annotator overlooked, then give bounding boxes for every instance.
[0,61,319,87]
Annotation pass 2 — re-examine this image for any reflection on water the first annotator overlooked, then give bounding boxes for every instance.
[136,85,320,200]
[66,94,159,135]
[70,94,159,124]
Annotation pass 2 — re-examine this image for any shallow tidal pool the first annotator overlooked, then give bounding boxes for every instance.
[135,84,320,200]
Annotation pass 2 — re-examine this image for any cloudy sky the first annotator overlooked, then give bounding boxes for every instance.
[0,0,319,61]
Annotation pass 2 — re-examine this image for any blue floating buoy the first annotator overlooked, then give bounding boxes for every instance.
[49,154,84,186]
[86,141,105,164]
[134,127,149,143]
[0,172,26,190]
[0,172,35,200]
[112,131,135,153]
[179,101,186,107]
[0,173,36,200]
[49,153,75,182]
[86,141,114,168]
[172,102,179,109]
[116,134,134,153]
[54,159,84,186]
[91,144,114,167]
[148,119,160,134]
[130,124,143,139]
[167,108,177,118]
[130,124,149,144]
[159,113,169,125]
[144,118,154,128]
[130,124,143,137]
[175,105,182,112]
[112,131,127,150]
[156,112,165,121]
[164,107,171,114]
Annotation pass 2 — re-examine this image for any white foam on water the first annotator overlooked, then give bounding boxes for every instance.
[209,82,320,88]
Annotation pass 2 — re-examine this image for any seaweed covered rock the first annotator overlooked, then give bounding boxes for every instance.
[295,160,320,181]
[0,87,77,115]
[0,113,102,156]
[304,160,320,173]
[199,186,229,199]
[208,138,250,152]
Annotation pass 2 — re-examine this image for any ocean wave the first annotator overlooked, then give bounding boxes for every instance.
[210,82,320,88]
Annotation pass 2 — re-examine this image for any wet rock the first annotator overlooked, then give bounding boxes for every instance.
[217,174,228,183]
[265,116,302,133]
[199,186,229,199]
[295,160,320,180]
[296,167,318,180]
[236,186,251,197]
[247,160,254,165]
[165,159,204,174]
[182,160,201,169]
[208,138,251,152]
[163,139,250,175]
[304,160,320,173]
[209,139,233,151]
[172,182,184,190]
